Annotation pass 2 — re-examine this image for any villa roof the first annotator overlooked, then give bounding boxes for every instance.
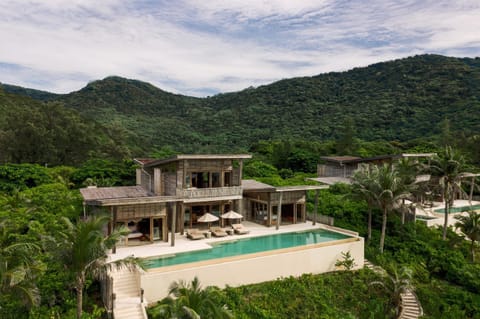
[275,185,329,192]
[242,179,329,193]
[80,185,150,202]
[320,156,362,163]
[321,155,397,164]
[137,154,252,168]
[308,177,352,185]
[80,186,182,206]
[320,153,436,165]
[242,179,276,192]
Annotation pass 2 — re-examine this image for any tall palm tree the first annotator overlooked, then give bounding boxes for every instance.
[149,276,232,319]
[351,164,378,242]
[0,220,42,311]
[58,215,143,319]
[429,146,468,240]
[455,211,480,262]
[371,164,410,253]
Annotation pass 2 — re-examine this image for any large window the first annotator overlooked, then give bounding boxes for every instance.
[187,171,225,188]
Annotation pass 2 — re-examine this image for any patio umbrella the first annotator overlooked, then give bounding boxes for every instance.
[197,212,219,228]
[221,210,243,226]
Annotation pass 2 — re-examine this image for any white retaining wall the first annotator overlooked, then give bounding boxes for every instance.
[141,237,364,303]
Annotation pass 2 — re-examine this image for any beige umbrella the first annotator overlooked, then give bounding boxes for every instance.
[197,212,219,228]
[221,210,243,226]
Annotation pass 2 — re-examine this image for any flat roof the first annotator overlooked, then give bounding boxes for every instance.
[399,153,436,158]
[275,185,329,192]
[242,179,276,192]
[320,153,436,165]
[320,156,362,163]
[308,177,352,185]
[138,154,252,168]
[242,179,329,193]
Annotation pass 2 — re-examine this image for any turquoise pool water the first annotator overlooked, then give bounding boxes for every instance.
[434,204,480,214]
[146,229,351,269]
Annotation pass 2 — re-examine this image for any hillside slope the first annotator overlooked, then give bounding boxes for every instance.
[4,54,480,155]
[0,88,129,165]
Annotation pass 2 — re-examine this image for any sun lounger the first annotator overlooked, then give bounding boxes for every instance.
[210,226,228,237]
[232,223,250,235]
[186,228,205,240]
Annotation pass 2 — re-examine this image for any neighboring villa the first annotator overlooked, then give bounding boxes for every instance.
[80,154,327,247]
[313,153,435,185]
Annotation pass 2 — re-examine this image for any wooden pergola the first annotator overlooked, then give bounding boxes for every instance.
[242,180,329,229]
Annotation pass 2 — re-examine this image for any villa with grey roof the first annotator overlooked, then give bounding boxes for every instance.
[80,154,327,248]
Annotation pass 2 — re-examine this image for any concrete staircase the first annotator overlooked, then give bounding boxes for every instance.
[364,260,423,319]
[111,268,147,319]
[399,290,423,319]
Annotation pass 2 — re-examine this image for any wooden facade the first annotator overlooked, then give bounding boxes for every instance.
[242,180,328,228]
[81,154,329,249]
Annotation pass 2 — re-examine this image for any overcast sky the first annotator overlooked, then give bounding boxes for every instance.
[1,1,479,97]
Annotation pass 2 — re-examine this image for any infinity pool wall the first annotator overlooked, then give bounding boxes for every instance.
[141,227,364,302]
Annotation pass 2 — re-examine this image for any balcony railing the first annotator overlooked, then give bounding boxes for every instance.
[178,186,243,199]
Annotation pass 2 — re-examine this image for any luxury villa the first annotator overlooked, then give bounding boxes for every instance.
[79,154,364,319]
[80,154,331,247]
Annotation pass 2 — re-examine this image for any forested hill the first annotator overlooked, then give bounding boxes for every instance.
[0,83,60,101]
[0,87,130,165]
[3,54,480,157]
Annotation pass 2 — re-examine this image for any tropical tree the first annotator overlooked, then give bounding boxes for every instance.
[370,265,414,317]
[350,164,378,242]
[149,277,232,319]
[455,211,480,262]
[429,146,468,240]
[395,157,421,224]
[57,215,143,319]
[0,219,43,314]
[371,164,410,253]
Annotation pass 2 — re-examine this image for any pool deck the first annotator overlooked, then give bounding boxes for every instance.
[109,221,357,262]
[416,199,480,227]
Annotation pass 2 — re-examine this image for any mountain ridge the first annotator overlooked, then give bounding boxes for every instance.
[2,54,480,156]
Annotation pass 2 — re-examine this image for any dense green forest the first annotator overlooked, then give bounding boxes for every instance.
[2,54,480,162]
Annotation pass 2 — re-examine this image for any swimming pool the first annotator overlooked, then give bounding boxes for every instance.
[434,204,480,214]
[146,229,350,269]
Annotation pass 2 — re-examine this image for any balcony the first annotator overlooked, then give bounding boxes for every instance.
[178,186,243,203]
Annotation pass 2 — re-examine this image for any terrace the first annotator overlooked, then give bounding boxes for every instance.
[107,221,364,318]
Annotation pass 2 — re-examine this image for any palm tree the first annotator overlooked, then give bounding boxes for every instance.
[395,157,421,224]
[455,211,480,262]
[58,215,143,319]
[149,277,232,319]
[429,146,468,240]
[351,164,378,242]
[0,220,42,311]
[370,265,414,317]
[371,164,410,253]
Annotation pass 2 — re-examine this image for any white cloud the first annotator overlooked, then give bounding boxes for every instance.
[0,0,479,96]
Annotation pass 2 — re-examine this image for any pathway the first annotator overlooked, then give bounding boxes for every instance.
[364,260,423,319]
[111,267,147,319]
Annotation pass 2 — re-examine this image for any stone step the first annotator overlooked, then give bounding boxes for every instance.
[111,269,145,319]
[114,281,137,290]
[403,301,418,306]
[114,305,143,319]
